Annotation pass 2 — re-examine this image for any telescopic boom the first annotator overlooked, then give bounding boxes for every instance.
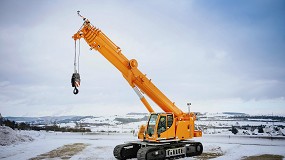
[72,11,184,117]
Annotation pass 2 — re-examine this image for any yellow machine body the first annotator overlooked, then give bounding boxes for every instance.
[72,15,202,143]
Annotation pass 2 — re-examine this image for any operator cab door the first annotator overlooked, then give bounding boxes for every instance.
[146,113,175,141]
[157,114,175,139]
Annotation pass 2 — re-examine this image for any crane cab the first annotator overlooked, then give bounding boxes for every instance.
[138,112,202,142]
[138,113,176,142]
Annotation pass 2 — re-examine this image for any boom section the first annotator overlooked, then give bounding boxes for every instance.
[73,20,183,117]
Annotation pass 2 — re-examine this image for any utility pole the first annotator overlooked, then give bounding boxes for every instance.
[187,103,191,115]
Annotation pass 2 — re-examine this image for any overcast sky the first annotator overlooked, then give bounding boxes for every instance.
[0,0,284,117]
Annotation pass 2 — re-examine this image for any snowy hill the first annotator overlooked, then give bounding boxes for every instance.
[1,113,285,159]
[1,127,285,160]
[5,116,92,125]
[4,112,285,137]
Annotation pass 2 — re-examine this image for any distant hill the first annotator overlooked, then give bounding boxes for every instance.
[127,112,148,115]
[4,116,92,125]
[4,112,285,126]
[222,112,248,116]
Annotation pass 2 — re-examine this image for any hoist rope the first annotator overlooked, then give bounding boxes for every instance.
[78,39,81,73]
[73,39,81,73]
[74,40,77,73]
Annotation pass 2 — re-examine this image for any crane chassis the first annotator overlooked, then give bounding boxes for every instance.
[114,140,202,160]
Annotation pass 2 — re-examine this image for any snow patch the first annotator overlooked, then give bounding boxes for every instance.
[0,126,34,146]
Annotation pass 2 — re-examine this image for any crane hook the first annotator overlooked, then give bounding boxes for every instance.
[73,86,79,94]
[71,73,81,95]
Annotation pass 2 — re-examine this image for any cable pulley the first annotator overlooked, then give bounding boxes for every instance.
[71,72,80,94]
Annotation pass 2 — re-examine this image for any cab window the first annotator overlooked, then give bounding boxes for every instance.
[167,115,173,128]
[147,114,158,136]
[157,116,166,134]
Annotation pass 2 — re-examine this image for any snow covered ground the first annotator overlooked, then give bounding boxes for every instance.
[1,128,285,160]
[0,126,34,146]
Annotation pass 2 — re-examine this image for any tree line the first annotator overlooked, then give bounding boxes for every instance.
[232,115,285,121]
[1,118,91,132]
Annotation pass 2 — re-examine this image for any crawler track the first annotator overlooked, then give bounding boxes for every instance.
[113,143,141,159]
[137,146,165,160]
[114,141,203,160]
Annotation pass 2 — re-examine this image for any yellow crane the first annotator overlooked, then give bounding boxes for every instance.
[71,11,202,160]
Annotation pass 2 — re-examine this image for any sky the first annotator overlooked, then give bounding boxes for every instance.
[0,0,284,117]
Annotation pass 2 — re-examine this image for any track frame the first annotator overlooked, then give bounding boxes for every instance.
[113,140,203,160]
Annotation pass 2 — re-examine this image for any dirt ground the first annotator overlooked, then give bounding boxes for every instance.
[242,154,284,160]
[29,143,89,160]
[194,153,284,160]
[193,145,224,160]
[193,152,223,160]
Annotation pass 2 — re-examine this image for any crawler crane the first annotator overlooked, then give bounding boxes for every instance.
[71,11,203,160]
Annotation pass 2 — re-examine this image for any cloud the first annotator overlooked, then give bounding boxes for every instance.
[0,0,284,116]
